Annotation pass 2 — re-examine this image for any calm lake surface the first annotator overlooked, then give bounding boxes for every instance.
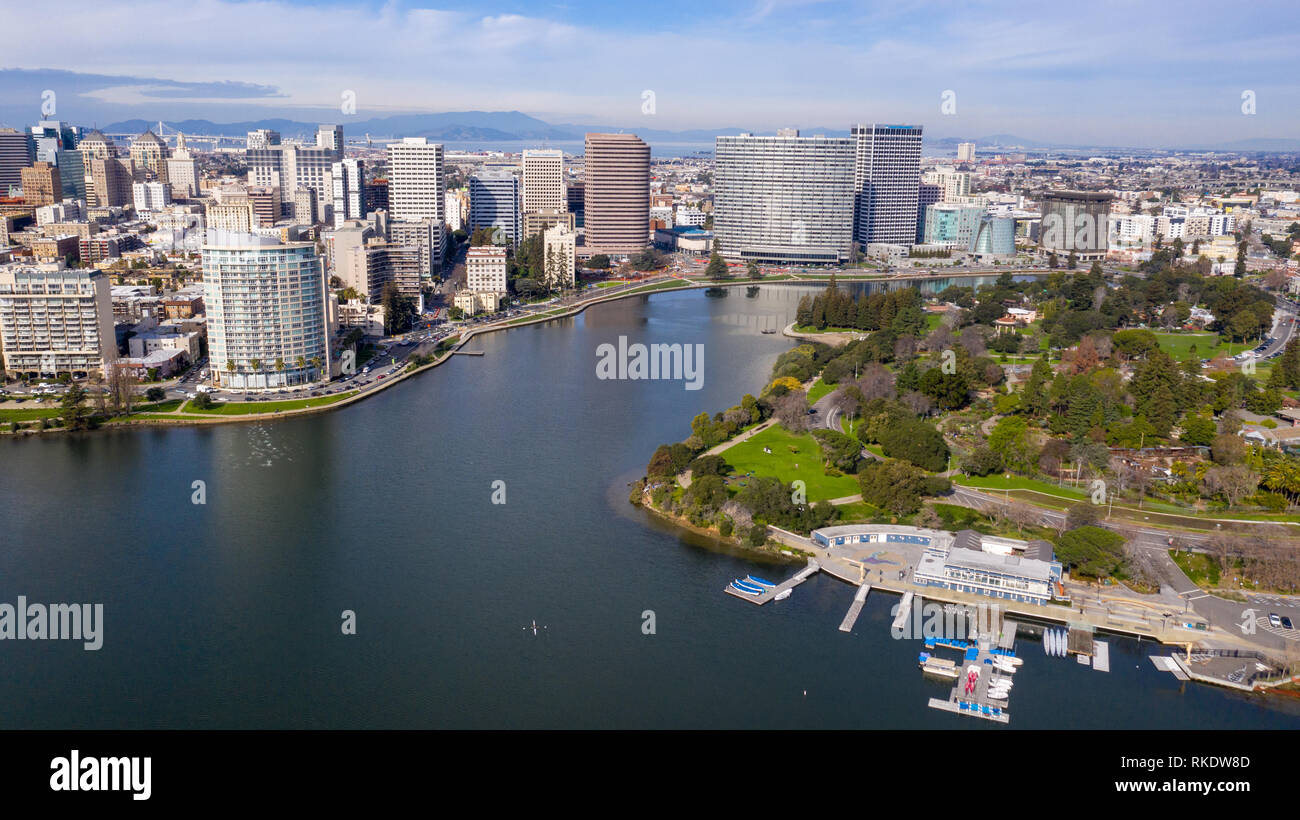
[2,283,1297,729]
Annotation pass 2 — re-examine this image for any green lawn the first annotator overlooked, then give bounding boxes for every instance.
[834,500,882,521]
[1153,331,1222,362]
[1170,549,1221,587]
[0,406,64,421]
[720,424,861,501]
[807,378,835,404]
[182,391,358,415]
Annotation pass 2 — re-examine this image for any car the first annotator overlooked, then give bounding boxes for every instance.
[1269,613,1282,628]
[1282,616,1294,630]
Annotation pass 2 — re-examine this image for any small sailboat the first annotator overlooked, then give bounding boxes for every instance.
[774,589,792,601]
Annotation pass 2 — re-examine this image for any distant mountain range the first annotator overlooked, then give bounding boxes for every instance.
[96,111,1300,154]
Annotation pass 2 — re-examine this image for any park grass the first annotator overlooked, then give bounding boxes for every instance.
[0,406,64,421]
[1153,331,1223,362]
[806,378,835,404]
[1170,549,1221,587]
[834,500,884,521]
[952,473,1090,501]
[721,424,861,501]
[181,391,358,415]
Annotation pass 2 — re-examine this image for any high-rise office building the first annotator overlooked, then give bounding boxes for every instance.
[385,138,445,271]
[1039,191,1111,261]
[317,125,344,154]
[332,158,365,228]
[89,157,134,207]
[0,261,116,378]
[469,172,521,245]
[521,149,565,214]
[0,128,35,194]
[851,124,923,247]
[916,182,942,243]
[202,233,331,389]
[922,167,971,200]
[77,130,115,162]
[956,142,976,163]
[54,150,86,202]
[247,125,343,223]
[713,130,856,263]
[386,138,445,223]
[130,130,170,183]
[246,129,281,150]
[165,132,200,198]
[582,133,649,256]
[133,181,171,213]
[31,120,79,163]
[21,162,61,206]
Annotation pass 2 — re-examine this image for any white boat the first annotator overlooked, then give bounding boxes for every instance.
[774,589,792,601]
[993,658,1016,673]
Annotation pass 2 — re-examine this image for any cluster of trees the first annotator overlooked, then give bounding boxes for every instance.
[795,279,927,335]
[380,283,418,335]
[858,460,951,515]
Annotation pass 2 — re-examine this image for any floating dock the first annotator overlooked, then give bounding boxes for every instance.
[452,350,485,356]
[998,619,1018,650]
[891,592,915,633]
[1093,641,1110,672]
[1067,626,1095,657]
[838,584,871,633]
[724,560,820,605]
[1149,655,1189,680]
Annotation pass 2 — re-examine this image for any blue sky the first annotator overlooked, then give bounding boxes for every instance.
[1,0,1297,146]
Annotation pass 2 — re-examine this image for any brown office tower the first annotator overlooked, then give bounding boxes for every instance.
[21,162,62,206]
[582,133,649,256]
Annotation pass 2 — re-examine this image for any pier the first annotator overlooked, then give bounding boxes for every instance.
[452,350,486,356]
[839,584,871,633]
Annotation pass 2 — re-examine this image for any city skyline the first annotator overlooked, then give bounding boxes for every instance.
[0,0,1298,149]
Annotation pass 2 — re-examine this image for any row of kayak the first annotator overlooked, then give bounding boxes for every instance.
[730,575,776,596]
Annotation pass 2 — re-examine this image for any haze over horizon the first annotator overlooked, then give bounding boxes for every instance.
[1,0,1298,150]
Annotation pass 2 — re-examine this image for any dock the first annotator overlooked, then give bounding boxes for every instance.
[839,584,872,633]
[998,619,1018,650]
[1067,626,1095,657]
[891,591,915,633]
[1093,641,1110,672]
[723,560,820,605]
[926,636,1014,724]
[453,350,485,356]
[1149,655,1189,680]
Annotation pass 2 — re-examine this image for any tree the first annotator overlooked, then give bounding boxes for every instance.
[1054,525,1125,578]
[145,386,166,402]
[773,390,810,433]
[107,364,138,415]
[1203,464,1259,506]
[987,415,1036,474]
[60,384,93,430]
[747,260,761,279]
[1178,413,1216,447]
[1065,501,1101,530]
[587,254,611,270]
[858,459,951,516]
[704,241,730,280]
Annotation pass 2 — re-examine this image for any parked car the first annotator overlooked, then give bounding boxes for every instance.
[1282,616,1294,630]
[1269,613,1282,628]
